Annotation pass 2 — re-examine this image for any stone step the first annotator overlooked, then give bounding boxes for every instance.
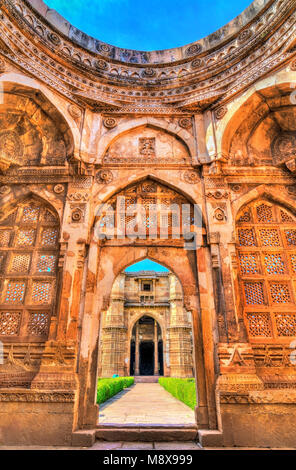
[134,376,160,383]
[96,425,198,442]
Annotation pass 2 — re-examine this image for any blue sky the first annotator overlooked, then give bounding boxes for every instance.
[45,0,252,51]
[125,260,169,272]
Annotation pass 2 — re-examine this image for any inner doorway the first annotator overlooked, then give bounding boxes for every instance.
[140,342,154,375]
[130,315,163,376]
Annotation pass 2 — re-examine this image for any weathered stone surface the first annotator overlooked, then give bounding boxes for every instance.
[1,0,296,449]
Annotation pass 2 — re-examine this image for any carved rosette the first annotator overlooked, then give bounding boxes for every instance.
[191,58,203,69]
[94,59,109,71]
[71,205,85,223]
[185,43,202,56]
[47,32,61,47]
[214,106,228,120]
[291,59,296,71]
[182,170,199,184]
[103,118,117,129]
[178,118,192,129]
[142,68,156,78]
[68,104,82,121]
[96,169,113,184]
[53,184,65,194]
[214,207,226,221]
[97,43,111,54]
[238,29,252,43]
[0,185,10,195]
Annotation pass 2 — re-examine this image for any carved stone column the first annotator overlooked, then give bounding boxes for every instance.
[154,320,159,375]
[168,274,193,378]
[135,322,140,376]
[99,273,127,377]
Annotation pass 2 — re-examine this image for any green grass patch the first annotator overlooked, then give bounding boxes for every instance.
[97,377,134,404]
[158,377,196,410]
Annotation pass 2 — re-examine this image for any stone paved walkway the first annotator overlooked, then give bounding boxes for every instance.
[99,383,196,426]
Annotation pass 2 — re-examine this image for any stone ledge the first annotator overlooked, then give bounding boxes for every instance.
[71,430,96,447]
[198,430,224,448]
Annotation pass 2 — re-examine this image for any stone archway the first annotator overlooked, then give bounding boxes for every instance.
[77,179,218,431]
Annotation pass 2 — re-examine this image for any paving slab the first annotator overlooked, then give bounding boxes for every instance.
[99,383,195,426]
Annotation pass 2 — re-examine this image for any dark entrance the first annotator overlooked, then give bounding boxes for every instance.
[140,341,154,375]
[130,340,135,376]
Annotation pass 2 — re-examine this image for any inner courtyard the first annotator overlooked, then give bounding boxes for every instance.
[98,264,194,379]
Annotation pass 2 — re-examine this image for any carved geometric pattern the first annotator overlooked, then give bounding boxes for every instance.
[269,283,291,304]
[244,282,265,305]
[256,203,274,223]
[22,205,40,223]
[9,254,31,273]
[259,229,281,247]
[275,313,296,337]
[238,228,256,246]
[263,253,285,275]
[36,254,56,273]
[280,210,294,223]
[0,230,11,247]
[236,200,296,342]
[27,312,50,336]
[239,253,260,275]
[285,230,296,246]
[99,180,194,237]
[0,198,59,339]
[31,282,52,304]
[4,281,26,303]
[15,229,36,246]
[41,228,59,247]
[238,209,252,223]
[247,313,272,337]
[0,311,21,335]
[290,254,296,273]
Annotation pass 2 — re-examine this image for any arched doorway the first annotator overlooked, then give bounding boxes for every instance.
[130,315,163,376]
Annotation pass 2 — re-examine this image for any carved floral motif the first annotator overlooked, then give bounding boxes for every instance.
[96,169,113,184]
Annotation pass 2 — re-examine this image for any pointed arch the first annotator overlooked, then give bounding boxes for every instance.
[232,184,296,220]
[0,187,63,225]
[97,118,195,161]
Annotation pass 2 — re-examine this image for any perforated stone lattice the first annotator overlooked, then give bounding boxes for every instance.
[275,313,296,336]
[238,228,257,246]
[31,282,52,304]
[15,229,35,246]
[0,311,21,335]
[244,282,265,305]
[259,229,281,247]
[247,313,272,337]
[269,283,291,304]
[237,201,296,339]
[263,253,285,275]
[9,254,31,273]
[5,281,26,303]
[36,254,56,273]
[256,203,274,223]
[0,199,59,338]
[239,253,259,275]
[27,311,50,336]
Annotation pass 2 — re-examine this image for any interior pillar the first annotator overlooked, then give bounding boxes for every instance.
[135,322,140,376]
[154,320,159,375]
